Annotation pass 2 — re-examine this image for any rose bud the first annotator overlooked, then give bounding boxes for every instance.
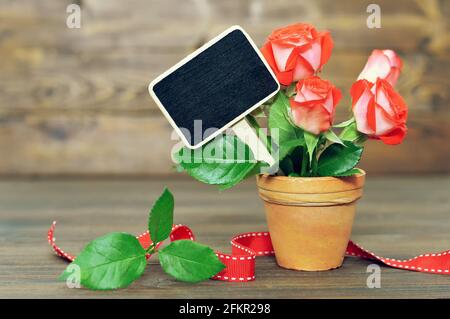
[261,23,333,86]
[351,78,408,145]
[357,49,403,86]
[290,76,342,135]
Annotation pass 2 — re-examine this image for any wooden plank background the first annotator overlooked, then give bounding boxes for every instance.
[0,0,449,176]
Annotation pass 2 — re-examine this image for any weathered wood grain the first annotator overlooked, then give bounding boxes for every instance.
[1,51,448,113]
[0,0,449,175]
[0,177,449,298]
[0,114,177,175]
[359,116,450,174]
[0,113,448,175]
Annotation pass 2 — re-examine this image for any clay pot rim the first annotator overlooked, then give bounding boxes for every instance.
[258,169,366,182]
[256,169,366,197]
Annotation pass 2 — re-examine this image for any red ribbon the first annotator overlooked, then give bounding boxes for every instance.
[48,221,450,282]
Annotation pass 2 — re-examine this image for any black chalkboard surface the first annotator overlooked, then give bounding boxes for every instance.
[149,26,279,149]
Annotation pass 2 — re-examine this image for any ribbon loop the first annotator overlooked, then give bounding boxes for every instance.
[47,222,450,282]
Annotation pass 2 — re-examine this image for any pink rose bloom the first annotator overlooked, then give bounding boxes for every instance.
[290,76,342,135]
[357,49,403,86]
[351,78,408,145]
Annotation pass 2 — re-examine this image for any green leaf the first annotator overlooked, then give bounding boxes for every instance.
[290,146,304,173]
[340,122,363,142]
[333,117,355,128]
[304,131,319,162]
[246,115,271,150]
[281,139,305,158]
[333,168,362,177]
[324,129,344,145]
[159,240,225,283]
[317,141,363,176]
[174,135,258,189]
[288,172,300,177]
[59,233,147,290]
[148,188,174,244]
[279,156,295,175]
[218,161,267,190]
[268,91,304,161]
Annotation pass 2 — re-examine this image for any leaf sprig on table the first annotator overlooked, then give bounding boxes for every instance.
[59,188,225,290]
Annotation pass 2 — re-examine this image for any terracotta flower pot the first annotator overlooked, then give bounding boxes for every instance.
[256,171,365,271]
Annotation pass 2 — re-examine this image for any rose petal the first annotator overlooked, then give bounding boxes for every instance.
[292,56,314,81]
[319,31,333,67]
[261,43,294,86]
[301,83,324,101]
[261,42,278,72]
[272,43,295,72]
[351,80,375,134]
[358,50,391,83]
[385,69,400,86]
[374,104,395,135]
[300,41,321,71]
[294,89,307,103]
[383,49,402,69]
[379,125,407,145]
[291,101,331,135]
[376,84,395,116]
[377,78,408,122]
[323,92,334,114]
[277,70,294,86]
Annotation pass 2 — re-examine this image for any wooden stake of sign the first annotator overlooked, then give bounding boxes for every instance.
[232,118,275,166]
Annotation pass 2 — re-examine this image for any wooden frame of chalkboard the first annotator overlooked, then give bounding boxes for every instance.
[148,25,280,149]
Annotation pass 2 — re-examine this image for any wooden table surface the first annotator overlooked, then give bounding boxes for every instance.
[0,176,449,299]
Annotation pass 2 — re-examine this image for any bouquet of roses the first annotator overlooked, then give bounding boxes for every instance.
[175,23,408,187]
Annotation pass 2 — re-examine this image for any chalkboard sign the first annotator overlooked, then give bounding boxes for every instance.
[149,26,279,149]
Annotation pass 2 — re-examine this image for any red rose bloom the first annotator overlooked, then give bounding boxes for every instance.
[261,23,333,86]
